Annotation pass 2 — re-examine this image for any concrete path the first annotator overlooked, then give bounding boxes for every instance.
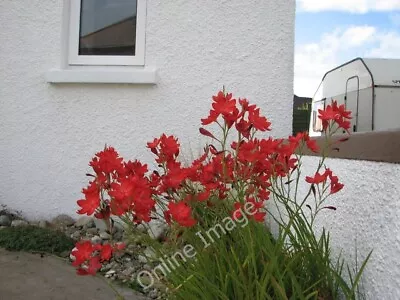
[0,248,148,300]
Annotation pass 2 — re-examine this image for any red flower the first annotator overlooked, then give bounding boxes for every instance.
[326,170,344,194]
[336,117,351,131]
[201,91,237,125]
[147,138,160,154]
[86,256,102,275]
[248,108,271,131]
[162,161,188,190]
[71,241,94,266]
[253,212,267,222]
[330,182,344,194]
[257,189,270,201]
[305,172,328,184]
[77,182,100,216]
[318,100,351,131]
[108,178,135,211]
[235,119,252,138]
[149,134,181,163]
[334,101,352,119]
[318,105,337,122]
[197,189,210,202]
[72,241,116,276]
[246,197,266,222]
[123,160,148,177]
[89,147,123,175]
[166,202,197,227]
[223,107,240,128]
[211,91,236,116]
[232,202,243,219]
[100,244,113,261]
[289,132,304,145]
[159,134,180,158]
[201,110,219,125]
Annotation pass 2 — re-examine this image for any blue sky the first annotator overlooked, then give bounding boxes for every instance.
[295,0,400,97]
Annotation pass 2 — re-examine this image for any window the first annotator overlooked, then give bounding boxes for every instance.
[68,0,146,66]
[46,0,156,84]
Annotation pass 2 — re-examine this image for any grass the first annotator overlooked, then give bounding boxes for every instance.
[0,225,74,255]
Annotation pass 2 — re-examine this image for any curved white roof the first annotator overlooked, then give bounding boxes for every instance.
[362,58,400,86]
[320,58,400,98]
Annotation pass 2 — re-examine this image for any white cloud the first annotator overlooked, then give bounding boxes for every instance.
[297,0,400,13]
[295,25,400,96]
[294,26,377,96]
[367,32,400,57]
[341,26,376,46]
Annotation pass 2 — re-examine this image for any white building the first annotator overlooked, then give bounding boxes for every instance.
[2,1,400,298]
[0,0,295,218]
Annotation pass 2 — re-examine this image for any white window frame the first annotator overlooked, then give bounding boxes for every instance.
[68,0,146,66]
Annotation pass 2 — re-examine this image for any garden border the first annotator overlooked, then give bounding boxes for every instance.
[300,129,400,164]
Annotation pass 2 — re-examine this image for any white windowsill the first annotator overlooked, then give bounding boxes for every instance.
[46,67,157,84]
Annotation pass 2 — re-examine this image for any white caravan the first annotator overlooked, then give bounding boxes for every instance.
[309,58,400,137]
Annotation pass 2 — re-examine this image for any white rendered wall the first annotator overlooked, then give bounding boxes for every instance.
[0,0,295,219]
[299,156,400,299]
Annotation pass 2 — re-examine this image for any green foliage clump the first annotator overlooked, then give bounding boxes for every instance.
[0,225,74,255]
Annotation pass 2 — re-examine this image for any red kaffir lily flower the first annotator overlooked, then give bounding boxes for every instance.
[239,98,249,110]
[71,241,94,266]
[233,199,266,222]
[123,160,148,177]
[162,161,188,190]
[159,134,180,157]
[333,101,352,119]
[248,108,271,131]
[86,256,102,275]
[166,202,197,227]
[289,132,304,145]
[305,172,328,184]
[223,107,240,128]
[336,117,351,131]
[211,91,237,116]
[235,119,252,138]
[89,147,123,175]
[257,188,270,201]
[150,134,181,164]
[100,244,113,261]
[318,100,351,131]
[318,104,338,122]
[201,110,219,125]
[252,212,267,222]
[109,178,135,204]
[197,189,211,201]
[331,181,344,194]
[239,98,257,115]
[232,202,243,219]
[72,241,118,276]
[147,138,160,154]
[77,182,100,216]
[307,168,344,193]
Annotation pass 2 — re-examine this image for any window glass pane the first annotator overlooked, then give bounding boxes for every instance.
[79,0,137,56]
